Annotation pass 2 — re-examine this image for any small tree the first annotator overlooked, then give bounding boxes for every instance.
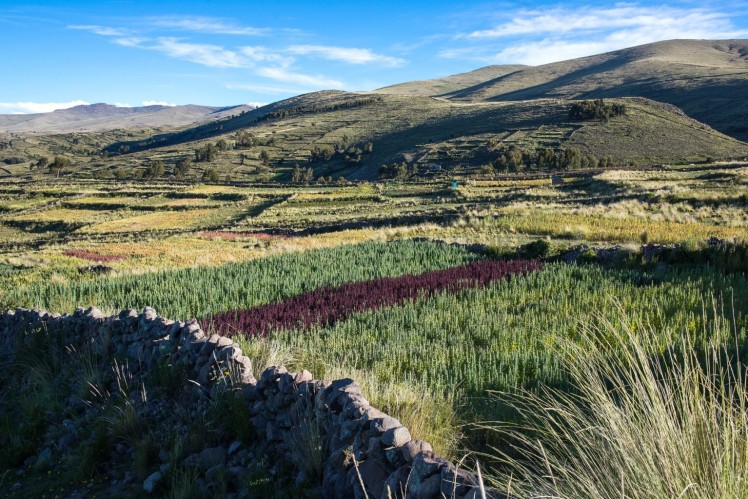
[36,156,49,170]
[202,168,220,182]
[259,150,270,165]
[48,156,71,176]
[291,165,303,183]
[302,167,314,184]
[145,159,165,179]
[175,157,192,177]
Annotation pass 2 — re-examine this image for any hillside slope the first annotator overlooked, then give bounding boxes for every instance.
[0,103,256,133]
[444,39,748,141]
[374,65,527,97]
[101,91,748,181]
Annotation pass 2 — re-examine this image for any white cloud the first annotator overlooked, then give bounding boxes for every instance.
[147,16,270,36]
[150,38,244,68]
[240,46,294,67]
[444,4,748,65]
[256,67,344,88]
[287,45,406,67]
[114,102,133,108]
[142,100,177,107]
[0,100,90,114]
[68,24,129,37]
[465,5,739,39]
[245,102,266,108]
[113,37,148,48]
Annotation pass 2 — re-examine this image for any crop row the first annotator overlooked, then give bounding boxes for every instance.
[209,258,543,337]
[268,262,748,403]
[1,240,478,319]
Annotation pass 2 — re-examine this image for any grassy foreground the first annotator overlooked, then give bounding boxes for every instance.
[488,320,748,498]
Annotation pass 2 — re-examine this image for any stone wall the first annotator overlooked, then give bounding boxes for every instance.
[0,306,496,499]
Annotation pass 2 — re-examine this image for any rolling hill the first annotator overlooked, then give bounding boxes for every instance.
[99,91,748,181]
[5,39,747,181]
[440,39,748,141]
[0,103,257,133]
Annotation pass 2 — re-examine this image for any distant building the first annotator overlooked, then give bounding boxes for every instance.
[551,175,564,186]
[426,163,442,171]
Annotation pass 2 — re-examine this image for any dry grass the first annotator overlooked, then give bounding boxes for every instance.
[487,315,748,498]
[80,207,240,233]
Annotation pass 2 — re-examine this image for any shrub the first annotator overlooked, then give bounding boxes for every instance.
[516,239,550,259]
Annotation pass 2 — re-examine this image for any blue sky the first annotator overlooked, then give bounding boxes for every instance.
[1,0,746,113]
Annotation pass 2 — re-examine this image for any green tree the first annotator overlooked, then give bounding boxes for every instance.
[48,156,71,176]
[235,131,256,149]
[202,168,220,182]
[145,159,165,179]
[291,165,303,183]
[259,150,270,165]
[175,157,192,177]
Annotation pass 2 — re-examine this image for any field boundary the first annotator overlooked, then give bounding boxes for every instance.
[0,306,492,498]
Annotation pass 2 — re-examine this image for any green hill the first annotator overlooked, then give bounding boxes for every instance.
[97,91,748,181]
[442,39,748,141]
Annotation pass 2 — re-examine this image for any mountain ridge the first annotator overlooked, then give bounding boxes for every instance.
[438,39,748,141]
[0,103,257,133]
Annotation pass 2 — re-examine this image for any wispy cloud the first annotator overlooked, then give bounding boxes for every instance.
[465,5,738,38]
[444,3,748,65]
[68,24,130,37]
[148,38,244,68]
[287,45,406,67]
[113,37,148,48]
[146,15,270,36]
[241,46,294,66]
[256,67,344,88]
[0,100,89,114]
[65,18,406,92]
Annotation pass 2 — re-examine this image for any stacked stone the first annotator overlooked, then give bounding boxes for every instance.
[241,370,496,499]
[0,306,255,390]
[1,306,500,498]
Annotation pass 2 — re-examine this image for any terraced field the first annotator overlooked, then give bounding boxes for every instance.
[0,162,747,499]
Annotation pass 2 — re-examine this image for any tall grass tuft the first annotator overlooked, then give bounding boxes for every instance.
[487,316,748,498]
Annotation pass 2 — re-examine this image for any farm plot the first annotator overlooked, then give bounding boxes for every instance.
[0,240,478,319]
[253,263,748,454]
[209,258,541,336]
[79,205,245,234]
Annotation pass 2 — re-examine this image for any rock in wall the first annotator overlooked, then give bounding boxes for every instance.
[0,306,499,499]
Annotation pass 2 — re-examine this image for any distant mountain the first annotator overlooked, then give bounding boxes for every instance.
[437,39,748,141]
[374,65,527,97]
[0,103,257,133]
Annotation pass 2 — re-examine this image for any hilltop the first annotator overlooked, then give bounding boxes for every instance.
[0,103,257,133]
[375,65,527,97]
[438,39,748,141]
